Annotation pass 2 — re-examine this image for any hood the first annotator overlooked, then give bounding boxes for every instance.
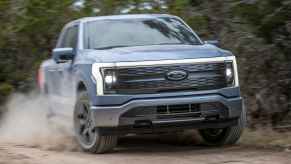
[84,44,229,63]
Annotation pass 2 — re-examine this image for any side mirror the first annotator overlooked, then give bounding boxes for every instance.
[52,48,74,63]
[205,40,220,47]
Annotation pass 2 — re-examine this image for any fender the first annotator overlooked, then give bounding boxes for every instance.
[74,64,97,103]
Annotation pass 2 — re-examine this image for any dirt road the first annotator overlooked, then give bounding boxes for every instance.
[0,137,290,164]
[1,94,290,164]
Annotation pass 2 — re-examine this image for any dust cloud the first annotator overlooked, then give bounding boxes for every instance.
[0,91,79,151]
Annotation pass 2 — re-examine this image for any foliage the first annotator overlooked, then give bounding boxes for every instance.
[0,83,13,96]
[0,0,290,126]
[0,83,13,105]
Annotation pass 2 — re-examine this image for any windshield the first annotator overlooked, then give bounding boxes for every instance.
[84,17,201,50]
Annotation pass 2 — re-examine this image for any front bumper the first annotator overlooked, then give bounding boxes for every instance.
[97,119,238,136]
[91,93,243,129]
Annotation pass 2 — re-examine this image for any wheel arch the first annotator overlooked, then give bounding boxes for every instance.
[75,75,97,105]
[77,81,87,93]
[74,63,98,106]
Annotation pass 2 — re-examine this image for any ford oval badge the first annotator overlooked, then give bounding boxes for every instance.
[166,70,188,81]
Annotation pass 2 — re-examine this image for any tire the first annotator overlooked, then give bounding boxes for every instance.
[74,91,117,154]
[198,106,246,146]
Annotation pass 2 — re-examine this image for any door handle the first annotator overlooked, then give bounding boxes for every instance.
[48,69,58,72]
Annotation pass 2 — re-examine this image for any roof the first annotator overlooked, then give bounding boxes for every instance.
[73,14,178,24]
[63,14,183,32]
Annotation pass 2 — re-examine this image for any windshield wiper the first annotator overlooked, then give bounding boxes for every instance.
[94,45,131,50]
[151,42,200,46]
[94,43,200,50]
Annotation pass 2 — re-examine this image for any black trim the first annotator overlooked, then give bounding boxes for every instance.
[92,87,241,107]
[95,93,240,108]
[104,62,227,94]
[98,119,238,136]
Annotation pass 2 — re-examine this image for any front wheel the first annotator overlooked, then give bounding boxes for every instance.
[74,91,117,154]
[198,107,246,146]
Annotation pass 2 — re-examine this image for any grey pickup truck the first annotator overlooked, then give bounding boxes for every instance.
[38,14,246,153]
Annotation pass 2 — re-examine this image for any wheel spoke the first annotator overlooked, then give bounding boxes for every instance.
[88,125,97,141]
[77,104,89,125]
[82,127,89,136]
[79,119,86,125]
[82,104,89,119]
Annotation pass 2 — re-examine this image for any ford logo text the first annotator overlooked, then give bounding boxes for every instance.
[166,70,188,81]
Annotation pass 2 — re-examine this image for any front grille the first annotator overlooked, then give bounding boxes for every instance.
[156,104,200,114]
[120,102,228,121]
[110,62,227,94]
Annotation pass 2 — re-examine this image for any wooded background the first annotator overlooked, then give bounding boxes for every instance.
[0,0,291,127]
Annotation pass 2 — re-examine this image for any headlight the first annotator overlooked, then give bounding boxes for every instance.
[225,62,234,86]
[104,74,117,84]
[102,68,117,93]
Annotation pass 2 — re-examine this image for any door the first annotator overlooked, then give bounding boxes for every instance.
[49,24,79,117]
[57,25,79,98]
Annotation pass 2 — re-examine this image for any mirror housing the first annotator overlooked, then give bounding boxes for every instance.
[205,40,220,47]
[52,48,74,63]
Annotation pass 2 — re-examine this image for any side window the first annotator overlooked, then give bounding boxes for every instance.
[60,25,79,49]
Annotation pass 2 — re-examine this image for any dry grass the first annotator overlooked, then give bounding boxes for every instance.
[240,128,291,150]
[175,128,291,151]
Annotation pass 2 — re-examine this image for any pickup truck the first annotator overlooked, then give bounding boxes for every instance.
[38,14,246,154]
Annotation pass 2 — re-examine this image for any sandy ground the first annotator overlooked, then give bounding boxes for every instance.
[1,93,291,164]
[0,137,291,164]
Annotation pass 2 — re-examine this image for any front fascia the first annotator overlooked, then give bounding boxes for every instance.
[92,56,239,95]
